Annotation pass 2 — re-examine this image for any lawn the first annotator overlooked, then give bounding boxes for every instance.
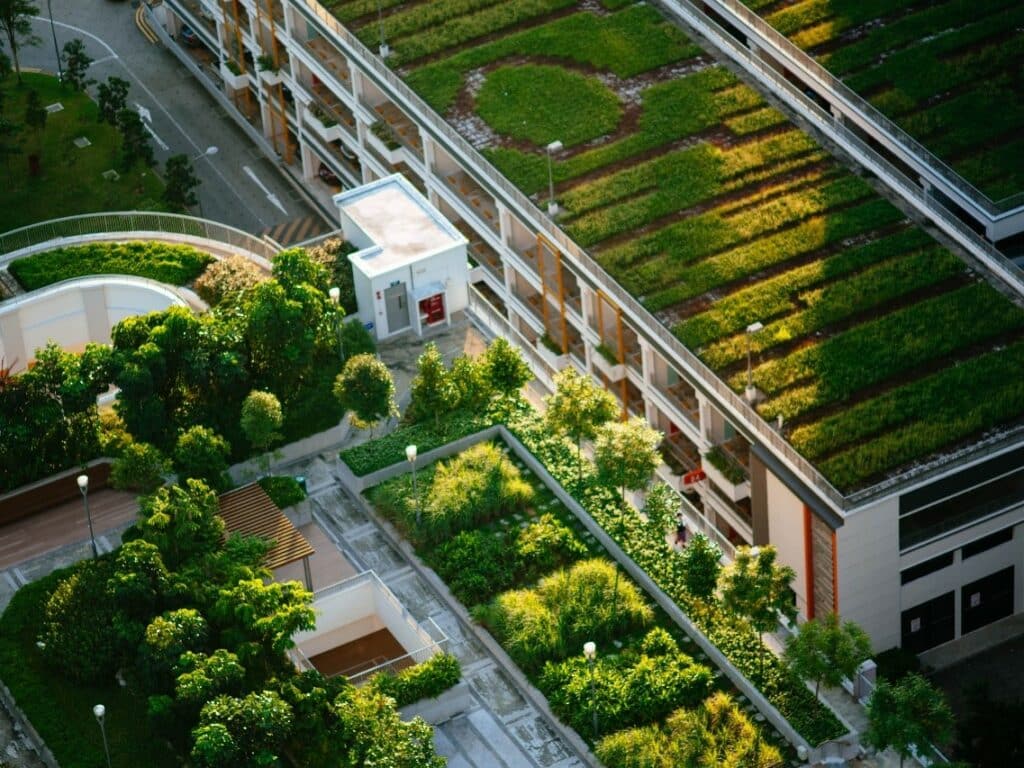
[327,0,1024,491]
[741,0,1024,202]
[0,73,166,233]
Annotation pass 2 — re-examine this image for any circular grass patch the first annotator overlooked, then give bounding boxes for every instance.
[475,64,622,148]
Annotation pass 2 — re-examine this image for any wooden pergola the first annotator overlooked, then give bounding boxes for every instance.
[218,483,315,589]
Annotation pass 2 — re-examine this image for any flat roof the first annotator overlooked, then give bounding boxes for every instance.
[336,174,465,278]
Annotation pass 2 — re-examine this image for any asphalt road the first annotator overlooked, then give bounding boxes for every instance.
[17,0,325,235]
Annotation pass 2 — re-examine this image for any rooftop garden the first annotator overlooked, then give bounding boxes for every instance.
[328,0,1024,493]
[739,0,1024,202]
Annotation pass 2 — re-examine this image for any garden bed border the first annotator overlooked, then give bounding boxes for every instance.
[0,679,58,768]
[339,425,857,754]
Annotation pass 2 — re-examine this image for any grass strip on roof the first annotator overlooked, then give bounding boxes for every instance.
[385,0,578,66]
[327,0,407,24]
[762,0,918,39]
[699,246,964,369]
[723,106,788,136]
[750,282,1024,419]
[405,5,700,112]
[673,227,933,349]
[801,340,1024,489]
[475,64,622,148]
[356,0,507,45]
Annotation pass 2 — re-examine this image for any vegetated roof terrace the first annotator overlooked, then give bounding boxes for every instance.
[738,0,1024,204]
[326,0,1024,494]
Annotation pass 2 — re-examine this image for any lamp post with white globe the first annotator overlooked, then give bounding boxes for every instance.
[93,704,112,768]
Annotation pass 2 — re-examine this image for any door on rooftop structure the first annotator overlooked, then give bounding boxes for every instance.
[384,282,410,333]
[961,566,1014,636]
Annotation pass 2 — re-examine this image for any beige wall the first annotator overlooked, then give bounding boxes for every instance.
[765,470,809,619]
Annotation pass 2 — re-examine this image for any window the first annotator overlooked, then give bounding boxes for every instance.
[961,527,1013,560]
[900,552,954,585]
[961,567,1014,635]
[901,592,954,654]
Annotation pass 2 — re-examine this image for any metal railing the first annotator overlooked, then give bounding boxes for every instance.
[345,626,447,686]
[699,0,1024,216]
[0,210,280,262]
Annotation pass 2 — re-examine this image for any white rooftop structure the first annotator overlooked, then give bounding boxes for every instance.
[335,175,469,339]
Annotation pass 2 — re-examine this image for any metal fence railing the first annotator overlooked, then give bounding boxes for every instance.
[699,0,1024,217]
[0,211,280,263]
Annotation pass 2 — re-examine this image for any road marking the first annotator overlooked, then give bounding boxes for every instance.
[244,165,289,215]
[135,102,152,123]
[30,17,118,58]
[89,54,118,68]
[144,122,169,150]
[135,4,159,45]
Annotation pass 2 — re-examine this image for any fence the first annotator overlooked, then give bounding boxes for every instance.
[0,211,280,264]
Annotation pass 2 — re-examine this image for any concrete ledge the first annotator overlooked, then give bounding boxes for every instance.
[229,421,353,486]
[0,679,58,768]
[399,681,473,725]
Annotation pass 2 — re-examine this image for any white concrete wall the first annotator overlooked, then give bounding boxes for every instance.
[837,497,902,651]
[765,471,809,620]
[0,277,186,373]
[410,241,469,315]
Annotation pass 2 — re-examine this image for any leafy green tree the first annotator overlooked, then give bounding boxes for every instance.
[191,690,294,768]
[240,390,283,453]
[97,76,130,125]
[272,247,329,294]
[642,482,677,540]
[679,533,722,601]
[0,111,19,172]
[0,0,39,83]
[111,441,170,493]
[719,544,797,683]
[116,106,154,169]
[108,539,170,622]
[405,342,456,426]
[593,416,662,509]
[173,426,231,492]
[174,649,245,707]
[450,354,492,413]
[482,337,532,397]
[136,479,226,569]
[333,353,397,433]
[60,38,93,90]
[545,367,619,483]
[339,316,376,359]
[141,608,210,688]
[865,674,954,768]
[163,153,201,210]
[193,255,264,306]
[784,612,872,701]
[211,578,314,666]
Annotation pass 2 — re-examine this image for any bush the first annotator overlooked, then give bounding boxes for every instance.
[42,558,121,683]
[426,529,516,606]
[368,653,461,708]
[111,442,170,493]
[193,255,266,305]
[257,476,306,509]
[10,241,213,290]
[513,513,588,583]
[173,426,231,492]
[306,238,357,314]
[99,410,134,457]
[241,390,284,453]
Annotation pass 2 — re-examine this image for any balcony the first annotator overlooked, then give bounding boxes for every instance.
[536,335,569,369]
[220,61,252,90]
[305,37,352,90]
[657,378,700,428]
[661,432,701,492]
[454,219,503,282]
[442,171,501,236]
[370,101,423,164]
[592,342,625,382]
[701,444,750,502]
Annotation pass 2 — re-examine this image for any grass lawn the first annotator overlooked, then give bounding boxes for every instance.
[0,571,178,768]
[9,241,213,290]
[0,72,165,233]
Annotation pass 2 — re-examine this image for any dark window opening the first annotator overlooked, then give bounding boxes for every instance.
[901,592,954,654]
[901,552,954,585]
[961,567,1014,635]
[962,527,1014,560]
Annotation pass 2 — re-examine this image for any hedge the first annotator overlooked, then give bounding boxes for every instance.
[10,241,213,291]
[368,652,462,708]
[258,476,307,509]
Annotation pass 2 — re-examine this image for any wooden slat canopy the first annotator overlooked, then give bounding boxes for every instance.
[218,483,314,571]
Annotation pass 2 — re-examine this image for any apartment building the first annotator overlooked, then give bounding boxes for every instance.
[151,0,1024,658]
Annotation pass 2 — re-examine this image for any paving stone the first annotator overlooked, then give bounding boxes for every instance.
[468,666,530,720]
[312,489,368,529]
[385,572,445,621]
[445,713,511,768]
[468,709,536,768]
[429,611,489,667]
[508,715,573,767]
[345,530,404,574]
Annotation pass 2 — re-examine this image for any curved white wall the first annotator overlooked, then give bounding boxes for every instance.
[0,276,187,373]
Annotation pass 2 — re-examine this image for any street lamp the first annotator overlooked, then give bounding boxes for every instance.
[328,286,345,364]
[546,140,563,216]
[583,641,598,739]
[376,0,389,57]
[93,704,112,768]
[190,145,219,164]
[77,474,98,559]
[745,321,763,403]
[406,444,419,526]
[46,0,64,84]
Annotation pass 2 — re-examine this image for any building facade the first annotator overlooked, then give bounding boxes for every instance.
[152,0,1024,657]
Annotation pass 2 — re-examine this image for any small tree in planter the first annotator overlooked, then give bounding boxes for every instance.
[333,354,397,435]
[864,673,953,768]
[784,612,872,701]
[405,342,455,427]
[593,416,662,512]
[173,425,231,492]
[545,367,618,484]
[679,533,722,602]
[240,390,284,454]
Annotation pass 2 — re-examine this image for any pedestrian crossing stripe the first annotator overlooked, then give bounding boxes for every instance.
[262,216,330,247]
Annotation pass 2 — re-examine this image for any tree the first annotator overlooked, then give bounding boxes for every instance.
[333,353,396,432]
[272,246,329,293]
[136,479,226,569]
[173,426,231,492]
[240,390,283,452]
[0,0,39,84]
[163,153,201,210]
[211,578,314,663]
[679,533,722,602]
[191,690,294,768]
[405,342,456,427]
[116,106,154,169]
[784,612,872,701]
[60,38,93,91]
[719,545,797,684]
[482,337,531,398]
[97,76,130,125]
[642,482,677,540]
[111,441,170,493]
[23,88,44,171]
[864,674,954,768]
[449,354,492,413]
[593,416,662,510]
[545,367,618,483]
[193,254,265,306]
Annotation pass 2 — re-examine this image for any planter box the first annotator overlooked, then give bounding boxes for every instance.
[219,63,251,90]
[701,457,751,502]
[259,68,285,86]
[304,107,343,143]
[536,339,569,370]
[366,127,404,165]
[591,348,626,382]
